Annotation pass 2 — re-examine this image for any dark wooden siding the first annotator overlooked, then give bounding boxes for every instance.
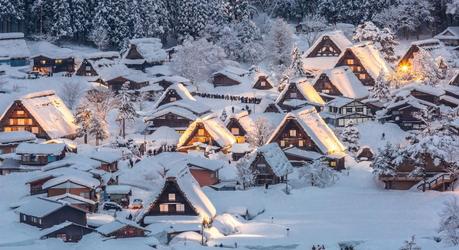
[0,101,49,139]
[313,74,343,96]
[212,74,240,87]
[336,50,375,86]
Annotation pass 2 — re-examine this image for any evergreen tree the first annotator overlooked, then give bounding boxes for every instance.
[75,105,93,144]
[226,0,251,21]
[378,27,399,63]
[175,0,211,39]
[235,154,256,189]
[285,46,309,79]
[264,18,294,80]
[340,121,360,153]
[412,48,443,85]
[130,0,168,39]
[92,0,130,49]
[116,82,138,139]
[0,0,25,21]
[369,73,392,102]
[89,115,109,146]
[400,235,421,250]
[70,0,93,40]
[371,142,398,176]
[50,0,73,40]
[438,198,459,246]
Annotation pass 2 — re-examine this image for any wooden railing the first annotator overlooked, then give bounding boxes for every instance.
[416,173,456,191]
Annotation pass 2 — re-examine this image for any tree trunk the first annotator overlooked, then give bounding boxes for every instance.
[96,137,99,146]
[122,119,126,139]
[84,133,88,144]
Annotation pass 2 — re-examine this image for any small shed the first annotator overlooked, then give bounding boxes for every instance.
[97,219,149,238]
[105,185,132,208]
[356,146,374,161]
[40,222,94,242]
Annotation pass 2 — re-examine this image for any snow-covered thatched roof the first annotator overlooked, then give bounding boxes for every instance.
[49,193,97,205]
[83,51,120,60]
[251,143,293,177]
[434,26,459,40]
[96,63,150,83]
[42,174,100,190]
[133,155,217,223]
[268,107,346,155]
[178,114,236,149]
[29,41,73,59]
[305,30,353,57]
[315,66,369,99]
[276,78,325,107]
[123,37,167,64]
[0,131,36,144]
[0,91,78,139]
[145,105,198,122]
[97,219,147,236]
[212,65,272,87]
[0,32,30,59]
[16,197,65,217]
[153,83,210,115]
[16,143,65,155]
[345,42,393,79]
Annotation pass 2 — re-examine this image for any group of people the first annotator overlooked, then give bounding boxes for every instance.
[312,245,326,250]
[195,92,262,104]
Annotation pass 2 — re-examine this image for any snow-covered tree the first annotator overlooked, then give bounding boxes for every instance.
[438,198,459,246]
[369,73,392,102]
[89,115,109,146]
[92,0,130,49]
[130,0,168,39]
[171,37,227,83]
[246,117,273,147]
[300,13,330,47]
[284,46,309,80]
[225,0,251,21]
[353,21,399,63]
[74,105,93,144]
[235,154,256,189]
[412,48,443,85]
[353,21,380,43]
[264,18,294,80]
[298,159,338,188]
[84,87,115,122]
[50,0,73,40]
[0,0,25,22]
[399,235,421,250]
[116,82,138,139]
[70,0,93,39]
[340,122,360,153]
[174,0,211,39]
[371,142,398,177]
[60,78,86,110]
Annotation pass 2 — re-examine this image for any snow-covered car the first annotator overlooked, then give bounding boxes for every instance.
[102,202,123,212]
[130,199,143,209]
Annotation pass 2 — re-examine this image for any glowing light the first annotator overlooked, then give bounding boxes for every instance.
[400,64,410,73]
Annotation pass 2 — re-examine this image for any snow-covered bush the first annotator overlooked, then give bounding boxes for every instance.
[171,37,227,83]
[340,122,360,153]
[438,198,459,246]
[369,73,392,102]
[246,117,273,147]
[116,82,138,139]
[60,78,86,110]
[399,235,421,250]
[371,142,399,176]
[213,214,242,235]
[264,18,294,80]
[353,21,398,63]
[297,160,338,188]
[235,154,256,189]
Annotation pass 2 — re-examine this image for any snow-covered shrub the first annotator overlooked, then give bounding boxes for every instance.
[171,37,227,83]
[371,142,398,176]
[438,198,459,246]
[353,21,398,63]
[264,18,294,81]
[298,160,338,188]
[213,214,242,235]
[246,117,273,147]
[235,154,256,189]
[340,122,360,153]
[399,235,421,250]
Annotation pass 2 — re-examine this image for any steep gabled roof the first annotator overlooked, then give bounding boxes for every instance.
[145,105,198,122]
[153,83,195,109]
[212,66,250,84]
[97,219,147,236]
[178,114,236,149]
[314,66,369,99]
[305,31,352,58]
[268,107,346,155]
[250,143,293,177]
[434,26,459,40]
[0,91,78,139]
[123,38,167,64]
[343,42,393,79]
[276,78,325,107]
[16,197,85,217]
[42,175,100,190]
[29,41,73,59]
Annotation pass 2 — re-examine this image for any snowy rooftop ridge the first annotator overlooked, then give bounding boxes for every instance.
[16,142,65,155]
[0,131,36,144]
[276,78,325,106]
[305,30,353,58]
[346,42,393,79]
[124,37,167,64]
[316,66,369,99]
[29,41,74,59]
[253,143,293,177]
[0,33,30,59]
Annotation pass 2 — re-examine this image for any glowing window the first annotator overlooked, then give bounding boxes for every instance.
[160,204,168,212]
[17,119,25,125]
[16,110,25,115]
[168,193,176,201]
[55,59,63,64]
[330,161,337,167]
[231,127,240,135]
[176,204,185,212]
[170,97,177,102]
[298,140,304,147]
[198,129,205,136]
[346,59,354,65]
[359,74,366,80]
[289,129,297,137]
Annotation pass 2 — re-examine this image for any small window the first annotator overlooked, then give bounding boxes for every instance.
[198,129,205,136]
[160,204,168,212]
[18,119,25,125]
[168,193,176,201]
[9,118,14,125]
[40,60,47,64]
[356,107,364,113]
[16,110,25,115]
[231,127,240,135]
[346,108,353,113]
[330,161,337,167]
[289,92,297,98]
[346,59,354,65]
[260,81,266,87]
[176,204,185,212]
[55,59,63,64]
[359,74,366,80]
[298,140,304,147]
[289,129,297,137]
[38,218,42,225]
[170,97,177,102]
[4,127,11,132]
[280,140,285,147]
[32,127,39,133]
[85,66,91,71]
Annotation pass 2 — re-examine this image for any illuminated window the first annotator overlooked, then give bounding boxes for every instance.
[55,59,63,64]
[260,81,266,87]
[18,119,25,125]
[16,110,25,115]
[160,204,168,212]
[40,60,47,64]
[170,97,177,102]
[176,204,185,212]
[289,129,297,137]
[330,161,337,167]
[346,59,354,65]
[32,127,39,134]
[9,119,14,125]
[26,119,33,125]
[359,74,366,80]
[356,66,362,71]
[4,127,11,132]
[280,140,285,147]
[198,129,205,136]
[298,140,304,147]
[231,127,240,135]
[168,193,176,201]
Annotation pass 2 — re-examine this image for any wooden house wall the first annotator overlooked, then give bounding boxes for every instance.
[397,45,419,69]
[32,55,74,74]
[313,74,343,96]
[250,154,283,185]
[270,119,321,153]
[29,176,54,195]
[99,162,118,172]
[385,104,426,130]
[212,74,240,87]
[104,77,148,92]
[19,150,65,166]
[307,37,342,57]
[180,123,221,149]
[336,50,375,86]
[110,225,146,238]
[143,180,198,217]
[157,89,183,107]
[125,45,143,60]
[226,118,247,143]
[47,183,96,201]
[253,76,273,90]
[277,83,308,111]
[264,104,281,113]
[20,206,86,229]
[189,168,219,187]
[75,59,98,76]
[0,101,49,139]
[149,113,193,130]
[42,224,93,242]
[410,90,439,104]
